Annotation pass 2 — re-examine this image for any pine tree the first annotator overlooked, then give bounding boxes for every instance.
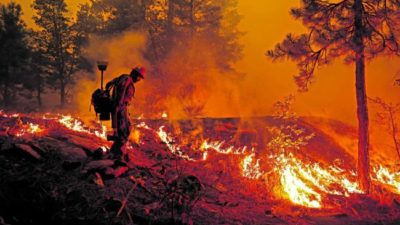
[32,0,83,107]
[24,29,48,108]
[267,0,400,193]
[77,0,243,73]
[0,2,29,107]
[147,0,243,72]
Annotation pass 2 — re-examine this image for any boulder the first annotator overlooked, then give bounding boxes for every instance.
[15,144,42,160]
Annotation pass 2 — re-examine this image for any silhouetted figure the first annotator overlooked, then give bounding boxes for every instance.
[105,67,145,162]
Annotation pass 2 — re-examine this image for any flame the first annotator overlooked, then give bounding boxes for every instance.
[5,111,400,209]
[201,140,249,155]
[27,123,43,134]
[373,165,400,194]
[15,122,44,137]
[242,153,263,179]
[161,112,168,119]
[129,129,141,144]
[136,121,151,130]
[100,146,109,153]
[281,165,322,208]
[157,126,195,161]
[0,111,20,118]
[58,115,107,140]
[275,153,363,208]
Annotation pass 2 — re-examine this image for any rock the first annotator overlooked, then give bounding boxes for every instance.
[60,147,87,161]
[15,144,41,160]
[35,137,87,161]
[62,161,82,170]
[84,159,114,171]
[0,137,13,152]
[91,147,108,159]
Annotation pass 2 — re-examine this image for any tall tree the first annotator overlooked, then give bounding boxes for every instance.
[267,0,400,193]
[24,29,49,108]
[0,2,29,107]
[32,0,83,107]
[77,0,243,73]
[147,0,243,72]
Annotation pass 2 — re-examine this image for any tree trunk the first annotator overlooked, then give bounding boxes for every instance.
[60,76,65,108]
[3,65,9,107]
[167,0,175,33]
[354,0,370,194]
[36,79,42,108]
[388,109,400,160]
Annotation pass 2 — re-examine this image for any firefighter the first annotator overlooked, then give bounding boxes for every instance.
[105,67,145,162]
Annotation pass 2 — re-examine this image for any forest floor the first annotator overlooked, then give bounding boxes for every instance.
[1,111,400,225]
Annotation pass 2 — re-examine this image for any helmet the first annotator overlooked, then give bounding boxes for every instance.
[130,66,146,79]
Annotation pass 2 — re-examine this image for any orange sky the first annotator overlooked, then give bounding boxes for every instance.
[2,0,400,123]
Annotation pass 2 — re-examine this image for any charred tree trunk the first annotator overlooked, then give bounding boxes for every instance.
[354,0,370,194]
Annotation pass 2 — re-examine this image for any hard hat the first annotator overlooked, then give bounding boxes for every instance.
[131,66,146,79]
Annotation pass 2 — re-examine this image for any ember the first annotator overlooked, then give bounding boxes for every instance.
[15,122,45,137]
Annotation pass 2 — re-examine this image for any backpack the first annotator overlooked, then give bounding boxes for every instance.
[91,88,112,120]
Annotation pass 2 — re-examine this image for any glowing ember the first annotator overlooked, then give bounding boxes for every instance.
[100,146,109,153]
[242,153,263,180]
[27,123,43,134]
[15,122,44,137]
[161,112,168,119]
[0,111,20,118]
[202,151,208,161]
[136,121,151,130]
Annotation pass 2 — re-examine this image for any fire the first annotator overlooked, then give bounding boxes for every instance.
[242,153,263,180]
[0,110,20,118]
[275,153,363,208]
[373,165,400,194]
[201,140,249,155]
[129,129,141,144]
[58,115,107,140]
[27,123,43,134]
[157,126,195,161]
[15,122,44,137]
[5,111,400,210]
[136,121,151,130]
[154,126,367,208]
[281,165,322,208]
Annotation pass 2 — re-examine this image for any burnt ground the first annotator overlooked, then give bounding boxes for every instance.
[0,113,400,225]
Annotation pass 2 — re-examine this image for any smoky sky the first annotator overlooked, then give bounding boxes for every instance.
[4,0,400,123]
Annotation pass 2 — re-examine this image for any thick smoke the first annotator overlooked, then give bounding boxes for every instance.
[72,31,241,119]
